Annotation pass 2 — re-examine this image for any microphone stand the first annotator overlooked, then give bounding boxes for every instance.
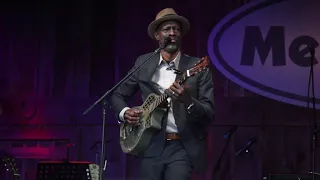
[82,46,165,180]
[307,45,317,180]
[212,126,237,179]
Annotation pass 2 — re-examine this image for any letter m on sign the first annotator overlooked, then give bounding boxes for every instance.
[240,26,285,66]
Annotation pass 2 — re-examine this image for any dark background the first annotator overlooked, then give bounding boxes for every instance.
[0,0,319,179]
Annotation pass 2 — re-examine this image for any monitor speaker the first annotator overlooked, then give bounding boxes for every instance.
[267,173,320,180]
[36,161,99,180]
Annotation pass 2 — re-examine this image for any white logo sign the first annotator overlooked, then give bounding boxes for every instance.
[207,0,320,109]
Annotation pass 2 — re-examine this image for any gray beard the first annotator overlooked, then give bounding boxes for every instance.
[164,44,179,53]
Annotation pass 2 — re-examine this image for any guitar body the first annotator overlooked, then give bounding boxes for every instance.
[119,93,168,155]
[119,56,210,156]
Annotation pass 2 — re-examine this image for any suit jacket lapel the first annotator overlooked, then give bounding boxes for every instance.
[143,52,162,95]
[176,53,190,78]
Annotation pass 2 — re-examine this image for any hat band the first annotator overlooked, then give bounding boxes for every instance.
[161,14,176,18]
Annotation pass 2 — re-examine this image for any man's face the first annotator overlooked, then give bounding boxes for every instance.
[155,20,182,53]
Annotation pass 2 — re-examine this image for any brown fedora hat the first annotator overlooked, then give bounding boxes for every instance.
[148,8,190,39]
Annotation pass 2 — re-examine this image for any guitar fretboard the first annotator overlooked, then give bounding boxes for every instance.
[147,71,188,113]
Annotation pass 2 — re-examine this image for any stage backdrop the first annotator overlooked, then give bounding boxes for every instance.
[0,0,319,180]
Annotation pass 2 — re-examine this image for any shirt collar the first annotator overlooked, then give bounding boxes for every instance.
[158,52,181,68]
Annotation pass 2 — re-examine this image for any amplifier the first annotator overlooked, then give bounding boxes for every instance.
[36,161,99,180]
[267,173,320,180]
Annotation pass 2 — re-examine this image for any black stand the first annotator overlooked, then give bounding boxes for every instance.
[90,140,112,165]
[212,126,237,179]
[65,143,74,162]
[307,45,317,180]
[82,47,164,180]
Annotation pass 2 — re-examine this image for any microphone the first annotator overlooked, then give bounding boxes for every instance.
[235,138,257,156]
[223,126,238,139]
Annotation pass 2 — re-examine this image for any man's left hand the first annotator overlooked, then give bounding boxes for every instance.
[168,82,193,105]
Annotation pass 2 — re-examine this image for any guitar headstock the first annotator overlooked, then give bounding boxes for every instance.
[187,56,210,77]
[2,156,20,178]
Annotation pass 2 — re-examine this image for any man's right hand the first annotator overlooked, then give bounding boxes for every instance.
[124,108,143,126]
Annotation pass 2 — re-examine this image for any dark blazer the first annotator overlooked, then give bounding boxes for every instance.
[109,51,215,173]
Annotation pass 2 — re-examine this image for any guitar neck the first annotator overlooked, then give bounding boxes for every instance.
[146,55,211,112]
[149,73,188,111]
[154,93,169,107]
